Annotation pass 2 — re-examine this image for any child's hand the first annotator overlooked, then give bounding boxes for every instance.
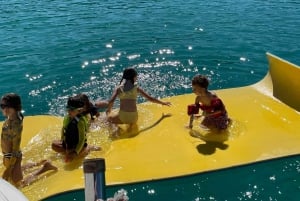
[194,114,202,118]
[105,109,111,116]
[185,124,193,129]
[162,101,172,106]
[65,151,77,162]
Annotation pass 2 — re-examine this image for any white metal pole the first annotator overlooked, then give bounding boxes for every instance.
[83,158,106,201]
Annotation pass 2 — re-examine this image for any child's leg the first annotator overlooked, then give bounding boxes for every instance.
[87,145,101,152]
[107,113,123,124]
[21,161,57,187]
[51,140,66,153]
[78,145,101,158]
[21,159,48,171]
[35,161,57,175]
[127,123,138,132]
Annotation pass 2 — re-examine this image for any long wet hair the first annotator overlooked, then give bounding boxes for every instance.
[78,93,98,119]
[1,93,24,120]
[120,68,137,85]
[78,93,90,111]
[1,93,22,112]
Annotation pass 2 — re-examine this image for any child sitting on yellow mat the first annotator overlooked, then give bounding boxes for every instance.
[188,75,230,130]
[51,94,100,162]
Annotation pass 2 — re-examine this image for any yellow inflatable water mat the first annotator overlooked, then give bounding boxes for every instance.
[0,53,299,200]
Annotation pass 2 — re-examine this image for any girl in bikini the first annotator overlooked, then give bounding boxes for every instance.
[189,75,230,130]
[106,68,171,129]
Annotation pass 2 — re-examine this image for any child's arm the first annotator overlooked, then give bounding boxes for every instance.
[188,114,194,129]
[3,122,23,178]
[11,127,22,154]
[137,87,171,106]
[188,97,201,129]
[61,116,69,140]
[106,87,120,114]
[75,118,87,155]
[95,100,109,109]
[9,123,22,166]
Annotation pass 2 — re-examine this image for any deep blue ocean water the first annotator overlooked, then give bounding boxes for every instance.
[1,0,300,200]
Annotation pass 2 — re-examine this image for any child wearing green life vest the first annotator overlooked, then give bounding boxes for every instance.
[51,95,100,162]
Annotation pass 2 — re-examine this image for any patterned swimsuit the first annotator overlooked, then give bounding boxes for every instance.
[198,98,230,130]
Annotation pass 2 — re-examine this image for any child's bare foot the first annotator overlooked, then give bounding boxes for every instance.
[162,113,172,118]
[43,161,58,172]
[20,161,57,187]
[37,159,48,166]
[89,145,101,151]
[78,146,102,158]
[21,159,48,171]
[194,114,202,118]
[185,124,193,129]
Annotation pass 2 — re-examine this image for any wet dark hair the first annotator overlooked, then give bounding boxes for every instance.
[1,93,22,111]
[120,68,137,84]
[192,75,209,89]
[78,93,99,119]
[78,93,90,109]
[66,95,84,110]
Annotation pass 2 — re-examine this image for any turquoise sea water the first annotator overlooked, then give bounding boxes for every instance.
[1,0,300,200]
[1,0,299,117]
[43,154,300,201]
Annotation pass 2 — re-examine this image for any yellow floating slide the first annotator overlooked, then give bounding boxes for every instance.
[0,52,299,200]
